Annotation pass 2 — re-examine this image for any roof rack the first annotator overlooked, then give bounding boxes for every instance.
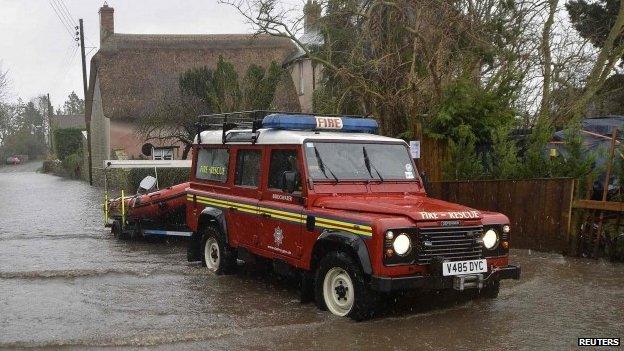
[195,110,373,144]
[196,110,265,144]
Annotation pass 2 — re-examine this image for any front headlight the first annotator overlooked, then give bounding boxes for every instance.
[482,229,499,249]
[393,233,411,256]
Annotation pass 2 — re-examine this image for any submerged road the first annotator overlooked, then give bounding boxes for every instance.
[0,165,622,350]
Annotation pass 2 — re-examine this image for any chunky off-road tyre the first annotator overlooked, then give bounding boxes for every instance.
[314,251,378,321]
[480,280,500,299]
[201,225,236,275]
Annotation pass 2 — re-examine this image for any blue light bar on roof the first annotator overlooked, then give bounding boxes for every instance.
[262,114,378,134]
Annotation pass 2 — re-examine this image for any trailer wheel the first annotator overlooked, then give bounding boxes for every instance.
[111,220,128,240]
[201,225,235,275]
[314,251,378,321]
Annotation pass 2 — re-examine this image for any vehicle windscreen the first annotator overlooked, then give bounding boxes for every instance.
[304,141,417,181]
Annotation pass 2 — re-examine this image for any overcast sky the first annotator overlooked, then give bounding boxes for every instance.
[0,0,302,109]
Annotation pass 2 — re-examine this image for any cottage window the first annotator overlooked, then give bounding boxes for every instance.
[153,147,175,160]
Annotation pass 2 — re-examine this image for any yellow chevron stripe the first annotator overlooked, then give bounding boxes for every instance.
[194,194,302,221]
[315,217,373,231]
[316,222,372,236]
[188,193,372,236]
[259,207,302,220]
[263,212,306,224]
[196,199,261,216]
[195,195,257,211]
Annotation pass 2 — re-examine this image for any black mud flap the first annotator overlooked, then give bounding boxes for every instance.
[187,231,202,262]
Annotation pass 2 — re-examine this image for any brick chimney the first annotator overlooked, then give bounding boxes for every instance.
[99,2,114,44]
[303,0,321,33]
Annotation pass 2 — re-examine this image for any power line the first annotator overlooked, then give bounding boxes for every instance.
[52,44,75,81]
[56,0,76,26]
[50,0,76,31]
[48,0,74,40]
[51,0,98,52]
[54,0,75,31]
[57,45,80,88]
[49,0,73,34]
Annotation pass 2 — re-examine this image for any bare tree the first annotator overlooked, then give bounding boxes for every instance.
[537,0,558,125]
[569,0,624,122]
[136,94,206,160]
[222,0,531,137]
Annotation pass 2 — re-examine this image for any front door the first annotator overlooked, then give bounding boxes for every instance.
[230,148,263,247]
[258,148,304,258]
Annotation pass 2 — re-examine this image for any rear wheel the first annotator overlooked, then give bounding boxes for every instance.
[201,225,236,275]
[314,251,378,321]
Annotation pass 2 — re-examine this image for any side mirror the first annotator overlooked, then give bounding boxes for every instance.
[420,172,430,193]
[281,171,298,193]
[138,176,157,194]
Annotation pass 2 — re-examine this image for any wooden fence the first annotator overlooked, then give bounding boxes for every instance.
[428,178,575,253]
[415,135,448,182]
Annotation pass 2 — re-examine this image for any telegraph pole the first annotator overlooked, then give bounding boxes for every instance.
[78,19,93,185]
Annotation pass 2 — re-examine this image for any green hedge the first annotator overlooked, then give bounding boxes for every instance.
[127,168,190,192]
[53,128,83,160]
[104,167,190,193]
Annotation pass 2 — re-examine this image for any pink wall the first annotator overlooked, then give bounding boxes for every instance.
[109,120,185,159]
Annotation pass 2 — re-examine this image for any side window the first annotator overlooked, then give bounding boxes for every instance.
[268,149,301,191]
[235,149,261,187]
[195,148,229,182]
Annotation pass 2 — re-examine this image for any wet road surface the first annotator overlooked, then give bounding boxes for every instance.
[0,165,623,350]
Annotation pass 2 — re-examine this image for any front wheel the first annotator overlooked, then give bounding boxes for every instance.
[314,251,378,321]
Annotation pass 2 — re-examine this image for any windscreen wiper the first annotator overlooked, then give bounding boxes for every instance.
[313,146,339,182]
[362,146,384,181]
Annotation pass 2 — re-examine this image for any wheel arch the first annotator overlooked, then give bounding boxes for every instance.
[310,231,372,275]
[187,206,229,262]
[196,207,228,241]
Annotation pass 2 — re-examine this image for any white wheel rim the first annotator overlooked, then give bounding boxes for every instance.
[323,267,354,317]
[204,238,220,272]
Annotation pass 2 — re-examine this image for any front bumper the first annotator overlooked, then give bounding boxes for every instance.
[370,265,521,293]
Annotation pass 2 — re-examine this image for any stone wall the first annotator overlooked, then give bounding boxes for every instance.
[90,76,111,174]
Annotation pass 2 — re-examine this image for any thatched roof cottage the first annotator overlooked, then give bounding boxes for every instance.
[85,4,301,174]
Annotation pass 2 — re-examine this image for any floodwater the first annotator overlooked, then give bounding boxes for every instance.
[1,163,623,350]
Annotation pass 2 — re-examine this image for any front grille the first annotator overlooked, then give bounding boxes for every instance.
[415,226,484,264]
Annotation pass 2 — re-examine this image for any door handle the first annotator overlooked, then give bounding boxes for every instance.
[261,213,271,218]
[229,207,238,211]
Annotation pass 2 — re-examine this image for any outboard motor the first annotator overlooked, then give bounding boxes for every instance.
[137,176,157,195]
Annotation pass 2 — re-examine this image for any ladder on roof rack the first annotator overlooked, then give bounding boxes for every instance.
[195,110,372,144]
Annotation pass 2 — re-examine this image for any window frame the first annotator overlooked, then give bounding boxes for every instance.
[266,147,303,194]
[193,146,230,184]
[234,148,263,189]
[301,139,420,183]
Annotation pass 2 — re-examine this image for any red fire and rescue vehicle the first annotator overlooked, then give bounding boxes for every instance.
[180,111,520,320]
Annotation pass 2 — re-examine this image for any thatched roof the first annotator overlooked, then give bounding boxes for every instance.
[87,33,301,122]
